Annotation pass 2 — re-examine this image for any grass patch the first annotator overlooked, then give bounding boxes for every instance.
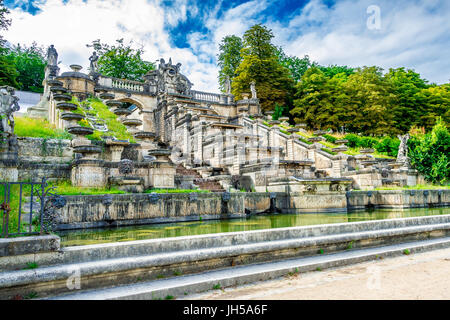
[0,184,36,236]
[72,97,135,142]
[213,283,222,290]
[15,116,72,140]
[49,180,125,196]
[403,249,411,255]
[144,189,210,194]
[373,184,450,191]
[320,148,338,156]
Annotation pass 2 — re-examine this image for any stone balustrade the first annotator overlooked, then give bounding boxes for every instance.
[98,76,147,93]
[191,90,222,103]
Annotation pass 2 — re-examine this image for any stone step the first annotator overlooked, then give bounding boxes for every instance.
[49,237,450,300]
[1,215,449,299]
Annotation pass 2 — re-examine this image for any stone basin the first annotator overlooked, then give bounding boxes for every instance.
[279,117,290,122]
[53,94,72,102]
[60,112,84,122]
[56,102,78,111]
[268,120,280,125]
[335,139,348,145]
[134,131,156,140]
[105,139,130,146]
[295,123,307,128]
[114,108,132,116]
[67,126,94,136]
[360,148,375,154]
[122,119,143,126]
[73,145,102,154]
[99,92,115,100]
[70,64,82,72]
[313,130,327,136]
[47,80,63,87]
[50,86,68,94]
[362,160,378,166]
[94,87,108,93]
[287,127,299,133]
[332,146,348,153]
[106,100,124,108]
[148,149,171,161]
[308,137,323,143]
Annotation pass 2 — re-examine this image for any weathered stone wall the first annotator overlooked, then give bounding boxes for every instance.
[56,189,450,230]
[347,189,450,210]
[16,137,73,181]
[17,137,73,163]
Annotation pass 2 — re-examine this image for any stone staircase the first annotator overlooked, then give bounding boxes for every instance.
[175,165,225,192]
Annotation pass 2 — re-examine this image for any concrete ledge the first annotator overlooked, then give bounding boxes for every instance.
[0,236,60,258]
[51,237,450,300]
[1,215,450,299]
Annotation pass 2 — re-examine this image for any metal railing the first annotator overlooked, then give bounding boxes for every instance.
[0,178,66,238]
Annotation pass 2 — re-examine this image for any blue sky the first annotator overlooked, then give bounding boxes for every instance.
[4,0,450,91]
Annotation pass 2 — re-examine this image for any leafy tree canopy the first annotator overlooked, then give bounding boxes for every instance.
[232,24,294,112]
[0,0,18,88]
[217,35,243,92]
[5,43,46,93]
[275,47,313,82]
[87,39,155,82]
[409,117,450,184]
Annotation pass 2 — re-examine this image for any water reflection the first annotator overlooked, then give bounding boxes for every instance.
[59,207,450,247]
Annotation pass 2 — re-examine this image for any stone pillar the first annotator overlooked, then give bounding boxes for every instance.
[0,149,18,182]
[332,158,343,178]
[287,135,295,161]
[71,160,106,188]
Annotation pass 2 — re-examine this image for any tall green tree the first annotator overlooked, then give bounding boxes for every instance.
[416,84,450,130]
[275,47,314,82]
[318,65,355,78]
[217,35,243,92]
[291,67,352,131]
[384,67,429,133]
[5,43,46,93]
[232,24,294,112]
[0,0,18,88]
[344,67,397,135]
[87,39,155,81]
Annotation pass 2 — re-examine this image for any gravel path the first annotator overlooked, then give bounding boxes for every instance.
[186,247,450,300]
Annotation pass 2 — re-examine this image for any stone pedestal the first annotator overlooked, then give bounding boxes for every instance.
[106,140,129,162]
[0,152,18,182]
[109,176,144,193]
[71,159,106,188]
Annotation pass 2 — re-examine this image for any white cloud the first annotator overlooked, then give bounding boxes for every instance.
[4,0,449,95]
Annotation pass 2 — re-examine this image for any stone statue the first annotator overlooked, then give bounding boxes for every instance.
[175,63,182,73]
[89,51,99,73]
[397,134,410,165]
[250,81,257,99]
[0,86,20,136]
[224,76,231,94]
[46,45,58,66]
[159,58,166,70]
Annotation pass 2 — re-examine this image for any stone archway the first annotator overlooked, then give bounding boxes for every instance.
[114,95,156,133]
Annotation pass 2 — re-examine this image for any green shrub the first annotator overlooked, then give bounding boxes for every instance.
[344,134,360,148]
[359,136,378,148]
[375,136,400,157]
[409,117,450,184]
[323,134,337,144]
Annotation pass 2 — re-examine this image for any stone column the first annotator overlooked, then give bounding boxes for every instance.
[271,126,280,167]
[287,135,295,161]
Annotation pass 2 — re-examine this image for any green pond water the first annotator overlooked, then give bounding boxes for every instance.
[58,207,450,247]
